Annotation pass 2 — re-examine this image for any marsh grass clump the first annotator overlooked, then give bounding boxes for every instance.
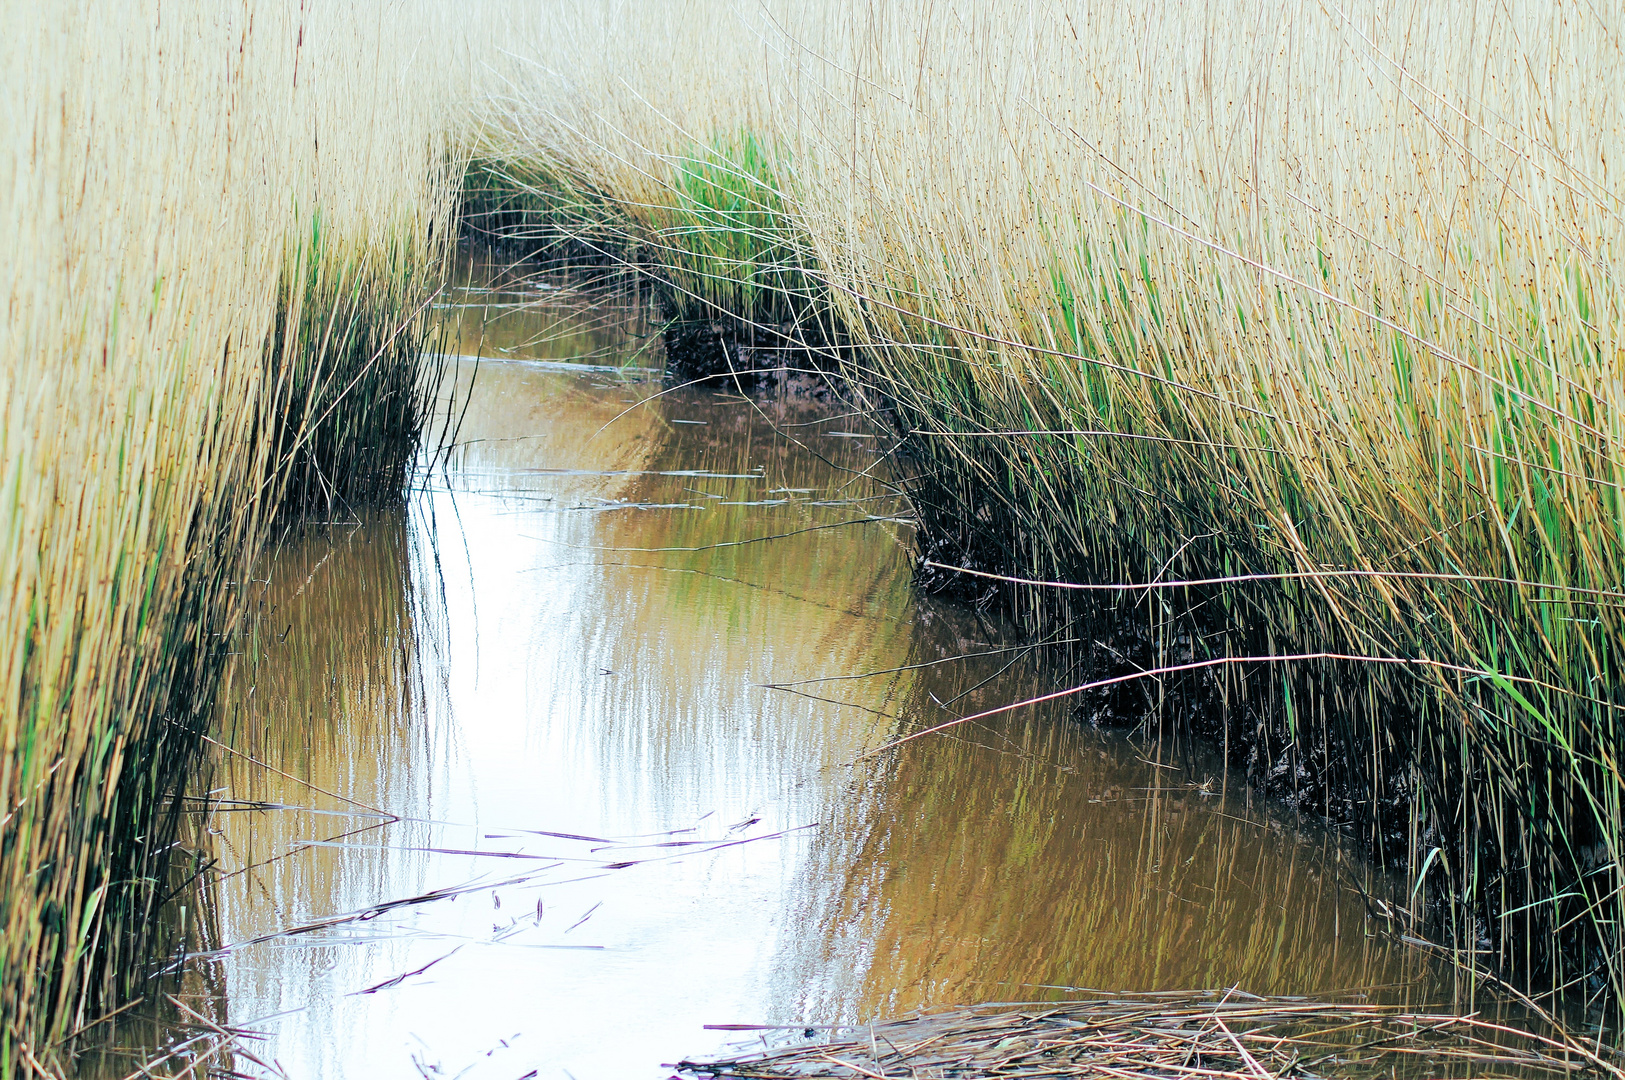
[461,156,636,267]
[476,0,1625,1023]
[466,133,807,313]
[657,133,810,326]
[1,3,472,1070]
[465,130,843,383]
[268,221,454,517]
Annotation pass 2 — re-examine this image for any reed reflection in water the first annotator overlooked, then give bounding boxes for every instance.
[781,650,1441,1021]
[101,255,1447,1079]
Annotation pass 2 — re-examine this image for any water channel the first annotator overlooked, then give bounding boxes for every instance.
[98,250,1449,1078]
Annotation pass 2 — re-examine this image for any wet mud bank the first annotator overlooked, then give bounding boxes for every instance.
[661,317,843,400]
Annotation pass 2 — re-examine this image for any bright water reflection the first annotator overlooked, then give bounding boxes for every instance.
[100,251,1445,1078]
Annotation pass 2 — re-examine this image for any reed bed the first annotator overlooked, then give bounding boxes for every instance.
[679,993,1612,1079]
[475,0,1625,1022]
[0,2,484,1070]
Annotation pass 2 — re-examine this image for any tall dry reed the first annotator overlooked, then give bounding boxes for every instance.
[0,2,479,1068]
[475,0,1625,1021]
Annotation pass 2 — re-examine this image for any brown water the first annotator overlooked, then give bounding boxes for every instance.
[93,252,1449,1078]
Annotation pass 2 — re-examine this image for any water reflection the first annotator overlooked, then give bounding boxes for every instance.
[87,248,1446,1078]
[788,687,1426,1022]
[208,508,439,1033]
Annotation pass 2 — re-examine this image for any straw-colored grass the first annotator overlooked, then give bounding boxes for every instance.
[474,0,1625,1020]
[681,993,1614,1079]
[0,3,484,1070]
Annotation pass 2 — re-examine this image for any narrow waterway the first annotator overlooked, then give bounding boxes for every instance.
[95,251,1448,1079]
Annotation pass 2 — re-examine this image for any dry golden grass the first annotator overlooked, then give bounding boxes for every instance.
[684,993,1614,1079]
[0,2,487,1068]
[476,0,1625,1021]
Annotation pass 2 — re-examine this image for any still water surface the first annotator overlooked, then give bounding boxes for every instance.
[120,255,1444,1078]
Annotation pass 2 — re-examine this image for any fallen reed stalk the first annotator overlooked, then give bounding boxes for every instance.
[472,0,1625,1024]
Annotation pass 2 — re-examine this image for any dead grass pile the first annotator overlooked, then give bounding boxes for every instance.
[681,994,1614,1080]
